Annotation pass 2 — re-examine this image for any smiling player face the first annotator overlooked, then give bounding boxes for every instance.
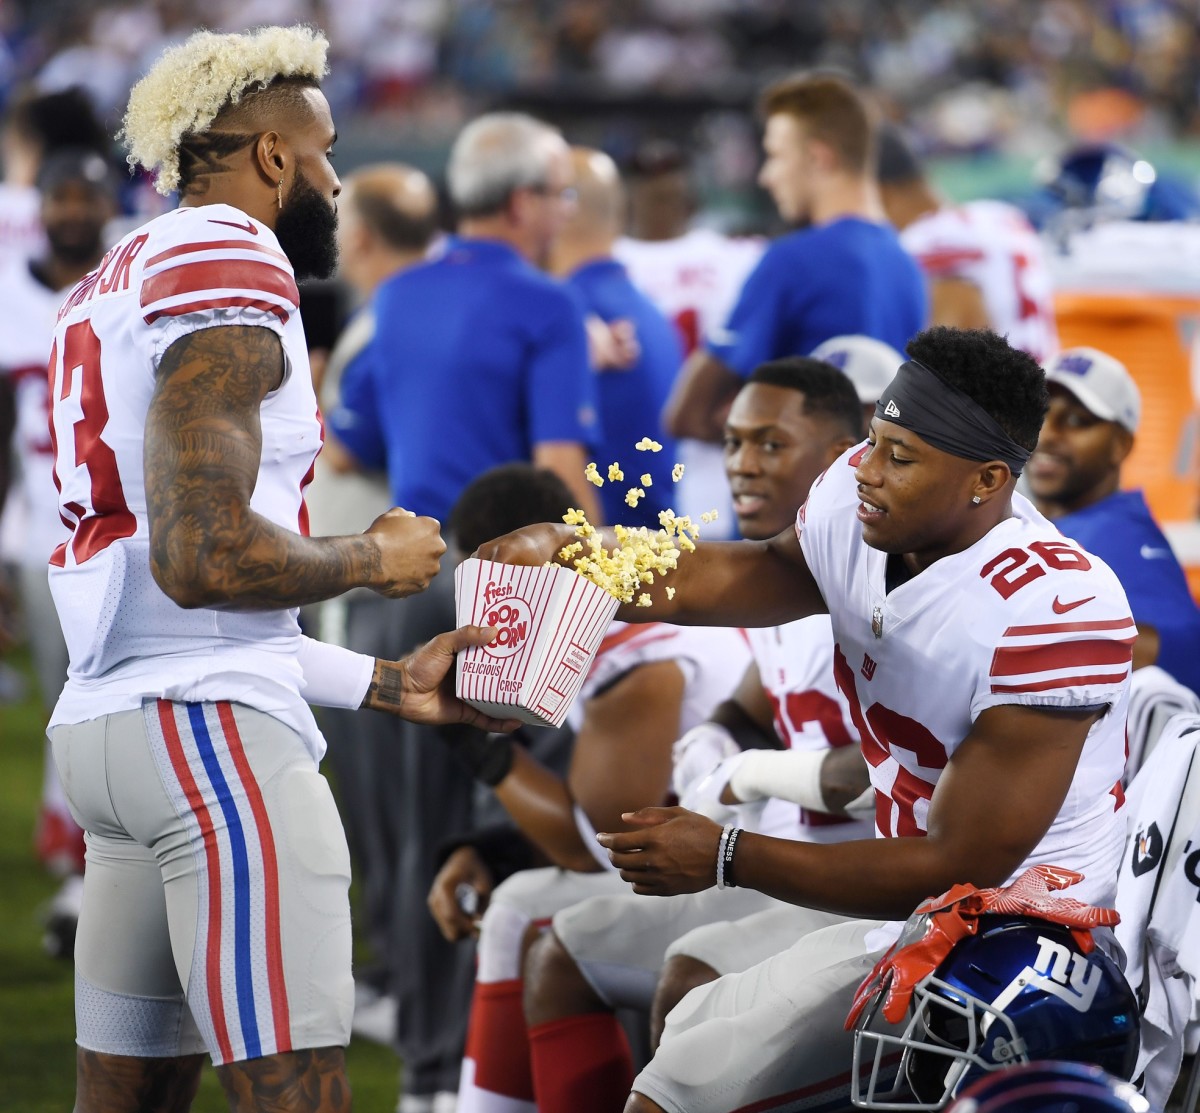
[724,383,842,541]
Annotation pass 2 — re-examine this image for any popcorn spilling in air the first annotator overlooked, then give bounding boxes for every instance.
[554,438,717,607]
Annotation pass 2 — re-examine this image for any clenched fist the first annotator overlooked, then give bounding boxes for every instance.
[365,507,446,597]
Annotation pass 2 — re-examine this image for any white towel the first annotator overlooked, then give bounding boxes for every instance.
[1126,667,1200,786]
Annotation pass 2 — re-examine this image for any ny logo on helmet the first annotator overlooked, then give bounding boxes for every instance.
[984,934,1102,1030]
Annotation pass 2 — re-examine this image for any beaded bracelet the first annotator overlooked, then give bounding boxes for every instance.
[716,823,734,889]
[723,826,742,888]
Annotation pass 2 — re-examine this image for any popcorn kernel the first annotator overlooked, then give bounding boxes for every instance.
[640,473,653,487]
[666,586,676,600]
[635,437,663,452]
[608,463,624,482]
[672,463,685,482]
[637,593,653,607]
[625,488,645,508]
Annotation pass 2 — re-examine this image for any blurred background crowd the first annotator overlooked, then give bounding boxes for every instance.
[4,0,1200,222]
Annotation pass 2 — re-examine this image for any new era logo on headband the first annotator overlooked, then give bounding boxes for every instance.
[884,399,901,418]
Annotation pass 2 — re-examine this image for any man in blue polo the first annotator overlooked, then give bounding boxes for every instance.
[552,146,683,529]
[1027,345,1200,693]
[329,111,601,526]
[325,112,601,1113]
[664,72,926,444]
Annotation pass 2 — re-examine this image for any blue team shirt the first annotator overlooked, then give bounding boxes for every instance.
[565,258,682,528]
[707,217,926,375]
[328,237,598,523]
[1055,489,1200,693]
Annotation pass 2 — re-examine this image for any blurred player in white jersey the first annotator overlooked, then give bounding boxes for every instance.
[434,462,748,1113]
[479,326,1133,1113]
[46,26,518,1113]
[614,140,762,538]
[0,149,116,952]
[876,125,1057,363]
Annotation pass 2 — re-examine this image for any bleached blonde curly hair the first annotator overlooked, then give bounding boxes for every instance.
[121,25,329,196]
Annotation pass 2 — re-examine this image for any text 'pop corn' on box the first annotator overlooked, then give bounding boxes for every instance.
[455,557,621,727]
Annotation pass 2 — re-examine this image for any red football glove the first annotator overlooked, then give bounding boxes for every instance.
[845,864,1120,1030]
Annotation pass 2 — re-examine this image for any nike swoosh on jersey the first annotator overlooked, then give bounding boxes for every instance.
[1051,595,1096,614]
[208,218,259,235]
[1140,544,1171,559]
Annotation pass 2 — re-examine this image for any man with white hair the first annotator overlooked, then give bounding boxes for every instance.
[45,26,516,1113]
[328,111,601,525]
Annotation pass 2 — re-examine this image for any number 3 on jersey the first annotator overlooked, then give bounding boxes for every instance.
[981,540,1092,600]
[47,319,136,566]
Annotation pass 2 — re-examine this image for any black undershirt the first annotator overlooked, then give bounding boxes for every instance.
[885,552,915,595]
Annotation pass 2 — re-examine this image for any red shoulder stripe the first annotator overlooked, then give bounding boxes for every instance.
[143,295,290,325]
[990,637,1135,678]
[1003,616,1136,637]
[141,259,298,310]
[990,670,1130,695]
[146,239,289,268]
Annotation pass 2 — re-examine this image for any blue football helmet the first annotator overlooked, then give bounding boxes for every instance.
[852,915,1140,1111]
[1049,145,1158,221]
[945,1061,1154,1113]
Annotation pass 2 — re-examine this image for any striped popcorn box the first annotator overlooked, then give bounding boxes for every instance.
[455,557,620,727]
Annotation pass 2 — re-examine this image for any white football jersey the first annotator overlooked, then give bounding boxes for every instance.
[747,615,872,843]
[797,446,1133,905]
[46,204,327,756]
[901,201,1058,363]
[0,183,45,269]
[0,259,69,567]
[615,228,764,540]
[575,620,750,735]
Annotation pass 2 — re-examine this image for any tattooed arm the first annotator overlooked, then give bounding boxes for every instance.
[145,325,445,610]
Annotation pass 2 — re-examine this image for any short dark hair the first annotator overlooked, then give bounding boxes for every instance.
[748,356,864,440]
[5,86,108,155]
[905,327,1048,452]
[757,73,876,176]
[176,75,320,196]
[450,463,574,554]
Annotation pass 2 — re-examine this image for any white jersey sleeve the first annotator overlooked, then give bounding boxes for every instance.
[796,445,1131,903]
[136,205,300,363]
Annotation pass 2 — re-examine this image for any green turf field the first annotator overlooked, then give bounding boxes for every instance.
[0,650,403,1112]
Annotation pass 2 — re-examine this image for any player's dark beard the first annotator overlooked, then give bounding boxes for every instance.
[275,171,338,281]
[47,224,105,266]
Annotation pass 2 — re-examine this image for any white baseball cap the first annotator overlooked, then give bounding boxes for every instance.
[1044,347,1141,434]
[810,335,904,405]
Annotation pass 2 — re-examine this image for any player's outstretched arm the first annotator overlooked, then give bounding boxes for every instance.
[475,522,826,629]
[597,703,1101,920]
[145,325,446,609]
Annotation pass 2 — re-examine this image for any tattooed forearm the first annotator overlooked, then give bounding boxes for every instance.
[76,1049,205,1113]
[145,325,383,610]
[362,658,407,713]
[216,1046,351,1112]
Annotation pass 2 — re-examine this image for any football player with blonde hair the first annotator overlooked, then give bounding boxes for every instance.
[49,26,516,1113]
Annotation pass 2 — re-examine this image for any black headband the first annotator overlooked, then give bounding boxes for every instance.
[874,359,1031,476]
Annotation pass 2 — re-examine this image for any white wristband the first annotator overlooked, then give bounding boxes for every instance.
[295,636,375,709]
[727,748,829,811]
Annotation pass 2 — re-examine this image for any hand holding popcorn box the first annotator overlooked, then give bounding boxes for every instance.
[455,558,620,727]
